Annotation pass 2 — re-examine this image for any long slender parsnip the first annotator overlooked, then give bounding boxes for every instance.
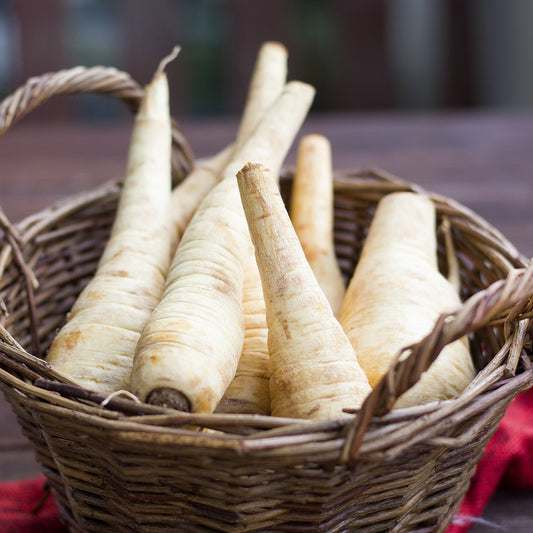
[236,163,371,419]
[46,61,174,395]
[169,41,288,255]
[216,42,288,415]
[169,144,234,253]
[234,41,288,147]
[131,81,316,413]
[290,134,345,316]
[339,192,475,408]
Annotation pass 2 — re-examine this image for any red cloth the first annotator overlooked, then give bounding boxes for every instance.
[447,385,533,532]
[0,477,66,533]
[2,388,533,532]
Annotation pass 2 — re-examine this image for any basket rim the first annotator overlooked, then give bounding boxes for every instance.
[1,345,532,464]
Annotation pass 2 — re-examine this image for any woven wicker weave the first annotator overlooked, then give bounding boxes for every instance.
[1,68,533,533]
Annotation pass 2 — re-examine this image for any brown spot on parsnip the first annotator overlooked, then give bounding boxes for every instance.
[212,273,237,296]
[281,318,291,340]
[64,329,82,350]
[307,403,321,416]
[149,354,161,365]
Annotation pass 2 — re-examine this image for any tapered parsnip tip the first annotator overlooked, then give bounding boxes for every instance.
[300,133,331,149]
[156,45,181,75]
[285,80,316,101]
[260,41,288,58]
[139,57,173,118]
[301,133,329,143]
[147,387,191,412]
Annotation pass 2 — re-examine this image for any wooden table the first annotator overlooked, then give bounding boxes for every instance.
[1,112,533,530]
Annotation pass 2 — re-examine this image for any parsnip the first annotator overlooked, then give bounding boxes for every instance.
[290,134,345,316]
[169,144,234,253]
[215,42,288,416]
[169,41,288,255]
[234,41,288,147]
[339,192,475,408]
[131,81,315,413]
[215,250,271,415]
[46,56,174,395]
[237,163,371,419]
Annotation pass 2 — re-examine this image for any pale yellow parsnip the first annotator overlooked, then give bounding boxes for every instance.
[131,81,315,413]
[46,62,174,395]
[165,42,288,413]
[216,41,288,415]
[237,163,371,420]
[133,199,248,413]
[168,41,288,256]
[290,134,345,316]
[339,192,475,408]
[215,250,271,414]
[217,82,315,186]
[234,41,288,148]
[169,144,234,254]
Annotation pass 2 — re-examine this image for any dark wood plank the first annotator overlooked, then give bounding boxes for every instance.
[0,449,41,482]
[329,0,392,109]
[2,112,533,255]
[12,0,71,121]
[0,398,41,481]
[225,1,294,114]
[118,0,186,114]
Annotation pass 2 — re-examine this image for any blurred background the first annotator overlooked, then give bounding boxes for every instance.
[2,0,533,122]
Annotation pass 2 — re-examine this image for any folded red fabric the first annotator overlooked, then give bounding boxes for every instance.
[2,388,532,533]
[447,385,533,532]
[0,477,66,533]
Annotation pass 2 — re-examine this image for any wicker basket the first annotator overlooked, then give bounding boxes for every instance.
[1,67,533,533]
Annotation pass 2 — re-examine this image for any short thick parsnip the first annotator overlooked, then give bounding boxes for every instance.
[339,192,475,408]
[237,163,371,419]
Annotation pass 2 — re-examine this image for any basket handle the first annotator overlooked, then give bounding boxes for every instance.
[0,65,194,180]
[341,261,533,466]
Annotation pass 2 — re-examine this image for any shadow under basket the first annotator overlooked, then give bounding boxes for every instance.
[1,67,533,533]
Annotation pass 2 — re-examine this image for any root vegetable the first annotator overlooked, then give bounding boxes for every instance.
[237,163,371,420]
[168,41,288,256]
[169,144,233,254]
[215,251,271,415]
[215,42,288,415]
[290,134,345,316]
[46,54,175,395]
[339,191,475,408]
[234,41,288,147]
[130,81,315,413]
